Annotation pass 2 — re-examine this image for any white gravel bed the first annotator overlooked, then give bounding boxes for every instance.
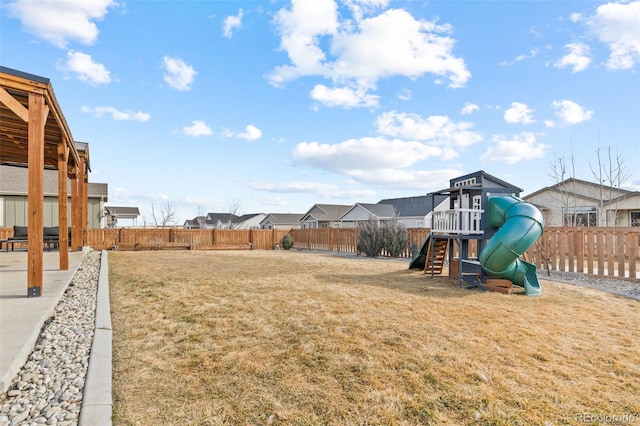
[543,270,640,301]
[0,251,101,426]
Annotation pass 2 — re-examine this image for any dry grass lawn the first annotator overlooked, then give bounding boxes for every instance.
[109,250,640,425]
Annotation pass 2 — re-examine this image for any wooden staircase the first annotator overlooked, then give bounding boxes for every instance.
[424,237,448,275]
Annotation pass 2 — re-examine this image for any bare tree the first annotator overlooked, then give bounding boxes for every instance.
[151,201,177,228]
[549,149,578,226]
[227,199,244,229]
[194,204,207,228]
[589,146,632,226]
[533,211,557,275]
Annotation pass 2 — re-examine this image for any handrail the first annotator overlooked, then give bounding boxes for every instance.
[431,208,484,234]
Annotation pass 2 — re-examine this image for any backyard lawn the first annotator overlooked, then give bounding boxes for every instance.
[109,250,639,425]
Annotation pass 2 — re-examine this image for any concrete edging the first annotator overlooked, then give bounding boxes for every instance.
[79,250,112,426]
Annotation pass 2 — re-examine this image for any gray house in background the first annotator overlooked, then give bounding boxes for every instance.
[300,204,351,229]
[523,178,640,227]
[235,213,267,229]
[339,203,397,228]
[378,194,450,228]
[260,213,304,230]
[0,164,108,228]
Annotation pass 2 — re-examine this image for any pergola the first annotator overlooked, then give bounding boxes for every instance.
[0,66,89,297]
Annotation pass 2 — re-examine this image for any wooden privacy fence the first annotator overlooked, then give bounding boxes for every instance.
[82,228,291,251]
[290,228,431,258]
[2,226,638,279]
[525,227,639,279]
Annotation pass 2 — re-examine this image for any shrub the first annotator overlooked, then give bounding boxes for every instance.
[280,234,294,250]
[382,218,409,258]
[357,218,384,257]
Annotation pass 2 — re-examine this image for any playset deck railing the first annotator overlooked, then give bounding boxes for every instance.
[431,208,484,235]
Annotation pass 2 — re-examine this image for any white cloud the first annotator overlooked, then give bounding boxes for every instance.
[223,124,263,141]
[554,42,592,73]
[348,168,461,189]
[500,48,539,66]
[268,2,470,106]
[292,136,450,174]
[6,0,116,48]
[223,8,243,38]
[256,195,288,206]
[237,125,263,141]
[570,13,582,23]
[480,133,547,165]
[551,99,594,124]
[81,106,150,121]
[397,89,412,101]
[180,120,212,137]
[310,84,380,108]
[587,1,640,70]
[269,0,338,86]
[250,181,376,199]
[460,102,479,115]
[375,111,483,147]
[58,51,111,85]
[503,102,535,124]
[162,56,197,91]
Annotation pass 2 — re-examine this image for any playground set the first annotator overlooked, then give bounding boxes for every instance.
[409,170,545,296]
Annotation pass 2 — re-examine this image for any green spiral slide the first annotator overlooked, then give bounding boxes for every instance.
[478,196,544,296]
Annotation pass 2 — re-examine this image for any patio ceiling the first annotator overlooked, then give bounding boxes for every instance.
[0,66,81,175]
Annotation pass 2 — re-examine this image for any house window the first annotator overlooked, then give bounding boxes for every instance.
[563,206,597,227]
[631,211,640,227]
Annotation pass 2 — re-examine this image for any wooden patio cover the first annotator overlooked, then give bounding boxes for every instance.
[0,66,89,297]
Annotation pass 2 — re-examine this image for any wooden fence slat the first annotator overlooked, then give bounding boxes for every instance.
[586,230,594,275]
[629,232,637,279]
[567,231,575,272]
[607,232,615,276]
[617,232,626,278]
[597,231,605,275]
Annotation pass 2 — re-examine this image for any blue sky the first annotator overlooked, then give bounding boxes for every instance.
[1,0,639,225]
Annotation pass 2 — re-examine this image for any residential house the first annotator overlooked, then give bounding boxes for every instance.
[0,164,108,228]
[235,213,267,229]
[523,178,640,227]
[203,213,240,229]
[339,203,396,228]
[104,206,140,228]
[260,213,304,230]
[183,216,206,229]
[300,204,351,229]
[377,194,450,228]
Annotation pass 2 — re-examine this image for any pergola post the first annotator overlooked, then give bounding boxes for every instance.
[81,155,88,245]
[71,171,82,251]
[27,93,47,297]
[57,142,69,270]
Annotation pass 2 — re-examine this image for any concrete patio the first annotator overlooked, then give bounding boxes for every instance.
[0,250,86,393]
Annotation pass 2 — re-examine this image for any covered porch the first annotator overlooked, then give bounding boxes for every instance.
[0,66,90,297]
